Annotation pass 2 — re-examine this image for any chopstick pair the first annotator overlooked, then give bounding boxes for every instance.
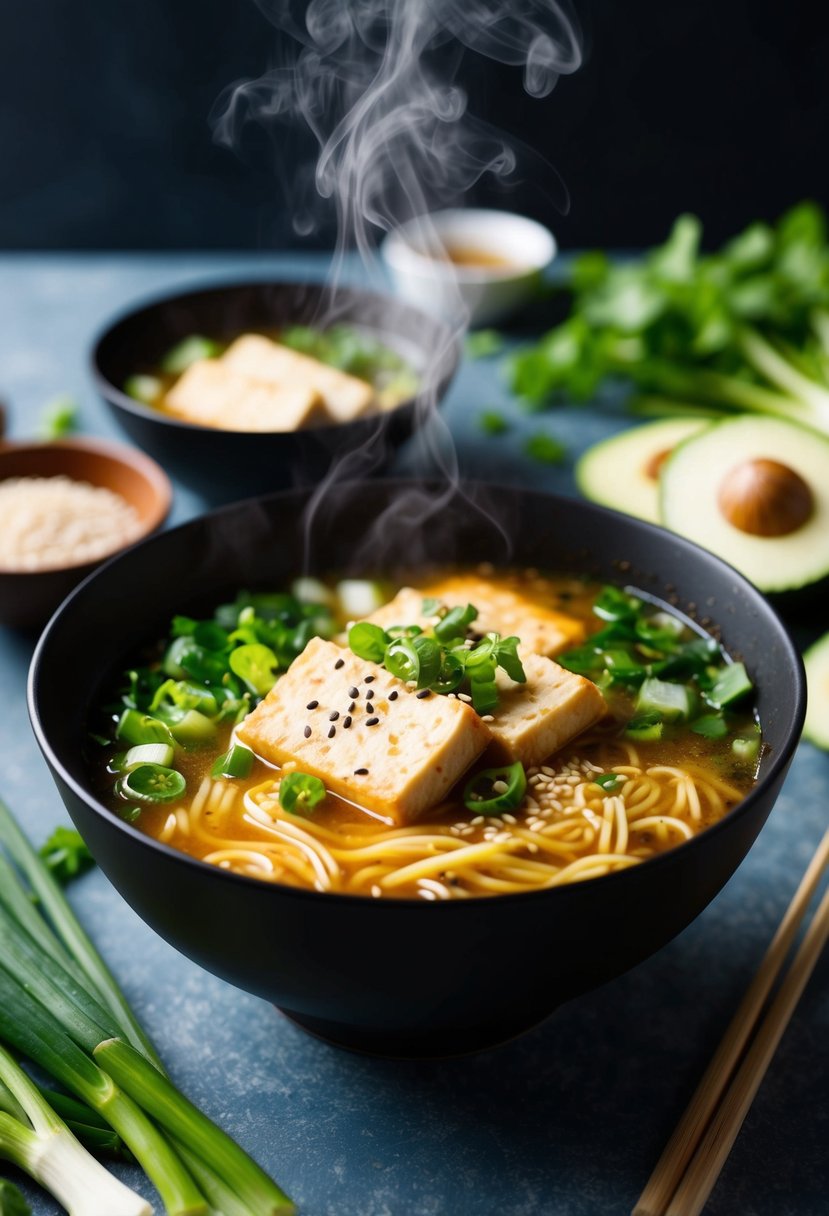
[632,825,829,1216]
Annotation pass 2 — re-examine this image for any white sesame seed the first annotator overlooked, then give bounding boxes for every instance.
[457,692,473,703]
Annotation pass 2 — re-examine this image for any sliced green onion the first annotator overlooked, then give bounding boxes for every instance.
[707,662,753,708]
[167,710,216,745]
[229,644,279,698]
[625,713,664,742]
[211,745,254,781]
[336,579,387,619]
[150,679,218,718]
[593,585,644,622]
[434,603,478,643]
[593,773,624,791]
[347,622,387,664]
[636,677,693,722]
[278,773,326,816]
[421,597,441,616]
[123,374,162,405]
[432,652,466,694]
[124,743,175,769]
[463,762,527,814]
[384,638,420,683]
[118,765,186,804]
[115,710,175,749]
[733,733,761,763]
[160,335,220,374]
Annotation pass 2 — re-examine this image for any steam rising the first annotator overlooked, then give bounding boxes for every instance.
[211,0,582,568]
[214,0,581,260]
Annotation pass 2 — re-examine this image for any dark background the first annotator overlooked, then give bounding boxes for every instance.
[1,0,826,252]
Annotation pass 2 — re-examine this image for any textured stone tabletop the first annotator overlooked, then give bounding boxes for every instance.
[0,253,826,1215]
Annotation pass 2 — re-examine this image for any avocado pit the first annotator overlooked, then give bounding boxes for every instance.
[717,458,814,537]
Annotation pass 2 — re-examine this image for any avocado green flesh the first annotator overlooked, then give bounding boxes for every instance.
[576,418,709,523]
[804,633,829,749]
[660,415,829,592]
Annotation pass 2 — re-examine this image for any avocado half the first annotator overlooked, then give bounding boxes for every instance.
[660,415,829,593]
[576,417,709,523]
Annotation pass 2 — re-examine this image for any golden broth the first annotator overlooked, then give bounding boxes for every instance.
[94,571,759,900]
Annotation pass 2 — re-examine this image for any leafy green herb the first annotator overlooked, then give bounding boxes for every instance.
[466,329,505,359]
[37,395,78,440]
[479,409,510,435]
[523,432,567,464]
[0,1179,31,1216]
[279,772,326,816]
[348,602,525,714]
[38,828,94,886]
[509,201,829,434]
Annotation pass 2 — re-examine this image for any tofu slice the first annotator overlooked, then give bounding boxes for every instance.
[164,359,324,432]
[237,637,492,825]
[222,334,375,424]
[363,577,586,658]
[485,654,607,768]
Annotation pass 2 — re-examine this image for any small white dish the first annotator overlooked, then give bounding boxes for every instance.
[381,208,557,328]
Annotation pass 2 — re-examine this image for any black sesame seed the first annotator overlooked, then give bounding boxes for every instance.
[334,658,345,669]
[328,725,336,739]
[416,689,431,699]
[343,715,352,729]
[388,690,399,701]
[365,675,375,684]
[366,703,374,714]
[348,701,356,713]
[303,725,312,738]
[349,686,360,699]
[366,717,379,727]
[329,710,339,721]
[306,700,319,711]
[354,768,369,775]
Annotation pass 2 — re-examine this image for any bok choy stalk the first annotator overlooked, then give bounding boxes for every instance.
[0,800,295,1216]
[0,1044,149,1216]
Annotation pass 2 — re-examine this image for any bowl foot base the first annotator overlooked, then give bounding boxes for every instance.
[275,1005,551,1059]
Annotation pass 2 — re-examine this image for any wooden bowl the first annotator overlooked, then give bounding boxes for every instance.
[0,436,172,630]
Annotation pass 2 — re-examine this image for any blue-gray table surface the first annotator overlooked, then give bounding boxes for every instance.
[0,253,826,1216]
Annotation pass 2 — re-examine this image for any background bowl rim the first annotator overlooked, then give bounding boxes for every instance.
[90,276,462,437]
[28,479,807,909]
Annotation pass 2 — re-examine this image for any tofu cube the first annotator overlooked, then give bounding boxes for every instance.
[222,334,375,424]
[363,576,586,658]
[164,359,324,432]
[485,654,607,768]
[237,637,492,825]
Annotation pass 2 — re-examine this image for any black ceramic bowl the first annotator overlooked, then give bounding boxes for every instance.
[91,281,460,503]
[29,482,805,1057]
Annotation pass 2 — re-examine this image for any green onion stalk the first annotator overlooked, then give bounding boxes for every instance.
[0,800,295,1216]
[0,1043,150,1216]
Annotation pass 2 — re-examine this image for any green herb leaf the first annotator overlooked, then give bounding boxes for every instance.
[279,772,326,815]
[38,395,78,440]
[465,329,505,359]
[38,828,94,886]
[479,409,510,436]
[523,432,567,464]
[348,622,388,664]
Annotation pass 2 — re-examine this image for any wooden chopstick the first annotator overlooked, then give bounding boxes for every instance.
[664,880,829,1215]
[632,825,829,1216]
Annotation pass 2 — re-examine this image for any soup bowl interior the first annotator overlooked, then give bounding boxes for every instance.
[92,281,460,504]
[29,482,804,1056]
